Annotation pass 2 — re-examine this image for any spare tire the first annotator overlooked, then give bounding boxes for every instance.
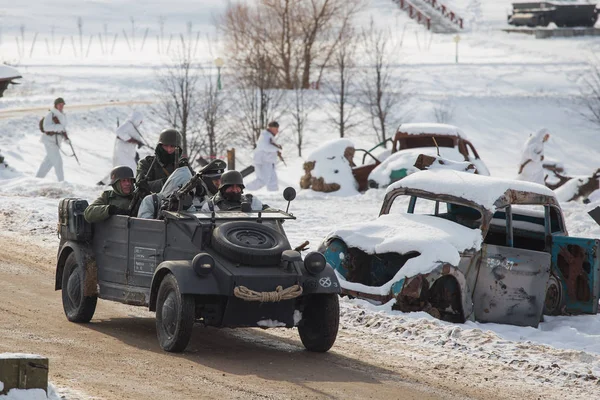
[211,221,290,266]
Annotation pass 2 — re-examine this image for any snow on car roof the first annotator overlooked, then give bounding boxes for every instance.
[387,169,557,210]
[0,64,22,81]
[397,123,466,138]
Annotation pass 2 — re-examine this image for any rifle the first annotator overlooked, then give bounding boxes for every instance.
[64,135,80,165]
[128,156,157,216]
[166,159,227,212]
[277,151,287,167]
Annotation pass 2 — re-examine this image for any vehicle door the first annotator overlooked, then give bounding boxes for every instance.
[127,218,165,288]
[550,236,600,314]
[92,216,129,285]
[473,205,551,327]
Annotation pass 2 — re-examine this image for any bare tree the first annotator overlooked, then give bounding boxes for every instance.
[233,43,284,149]
[154,43,201,158]
[220,0,364,89]
[579,61,600,127]
[289,87,315,156]
[325,27,359,138]
[433,97,455,123]
[359,20,406,146]
[185,75,232,164]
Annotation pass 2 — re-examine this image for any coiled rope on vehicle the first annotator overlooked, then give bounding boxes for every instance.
[234,284,303,302]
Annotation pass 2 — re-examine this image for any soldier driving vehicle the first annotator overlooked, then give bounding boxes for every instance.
[55,183,340,353]
[84,166,135,223]
[202,170,264,212]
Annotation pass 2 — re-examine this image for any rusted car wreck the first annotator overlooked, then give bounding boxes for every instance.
[320,169,599,327]
[351,123,489,191]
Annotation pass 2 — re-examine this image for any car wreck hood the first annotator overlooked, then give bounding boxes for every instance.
[325,213,482,295]
[0,64,21,81]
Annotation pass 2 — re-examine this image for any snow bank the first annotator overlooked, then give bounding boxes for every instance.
[305,138,358,196]
[327,212,482,295]
[389,169,557,210]
[397,123,466,138]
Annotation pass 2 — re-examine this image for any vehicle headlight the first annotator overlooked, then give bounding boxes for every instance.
[304,252,326,275]
[192,253,215,276]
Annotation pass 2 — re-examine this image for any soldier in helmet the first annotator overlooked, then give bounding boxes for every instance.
[84,166,135,223]
[201,170,264,212]
[136,128,190,193]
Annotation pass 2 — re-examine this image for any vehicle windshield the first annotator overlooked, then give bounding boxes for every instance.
[191,210,296,220]
[388,194,483,230]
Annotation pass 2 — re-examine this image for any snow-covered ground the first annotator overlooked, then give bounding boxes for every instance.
[1,0,600,398]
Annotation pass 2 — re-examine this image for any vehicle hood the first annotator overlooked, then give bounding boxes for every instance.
[325,213,482,295]
[368,147,469,187]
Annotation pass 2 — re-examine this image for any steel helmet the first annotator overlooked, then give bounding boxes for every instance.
[218,170,245,190]
[158,128,182,147]
[110,166,135,185]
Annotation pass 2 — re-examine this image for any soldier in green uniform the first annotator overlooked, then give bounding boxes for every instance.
[136,128,190,193]
[84,166,135,223]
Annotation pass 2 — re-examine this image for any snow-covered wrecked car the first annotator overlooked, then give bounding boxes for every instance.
[55,188,340,353]
[352,123,490,190]
[0,64,21,97]
[319,169,599,327]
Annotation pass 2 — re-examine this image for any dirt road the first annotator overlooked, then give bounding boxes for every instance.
[0,233,590,399]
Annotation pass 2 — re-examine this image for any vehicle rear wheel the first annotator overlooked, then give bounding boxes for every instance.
[155,274,195,352]
[61,253,97,323]
[298,294,339,352]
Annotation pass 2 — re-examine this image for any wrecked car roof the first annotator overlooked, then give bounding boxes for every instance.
[326,213,482,296]
[387,169,558,211]
[397,123,466,138]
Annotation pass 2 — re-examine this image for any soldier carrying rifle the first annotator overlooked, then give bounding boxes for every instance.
[36,97,77,182]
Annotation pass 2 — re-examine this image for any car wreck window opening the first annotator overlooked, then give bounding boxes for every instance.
[465,141,480,159]
[403,136,455,150]
[550,205,565,234]
[506,205,514,248]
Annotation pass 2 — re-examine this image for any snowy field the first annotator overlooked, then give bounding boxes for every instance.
[1,0,600,398]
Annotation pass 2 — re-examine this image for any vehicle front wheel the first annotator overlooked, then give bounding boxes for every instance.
[155,274,195,352]
[61,252,97,323]
[298,294,339,352]
[543,274,564,316]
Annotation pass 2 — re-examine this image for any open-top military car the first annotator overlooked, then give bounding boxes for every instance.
[320,169,599,328]
[56,188,340,352]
